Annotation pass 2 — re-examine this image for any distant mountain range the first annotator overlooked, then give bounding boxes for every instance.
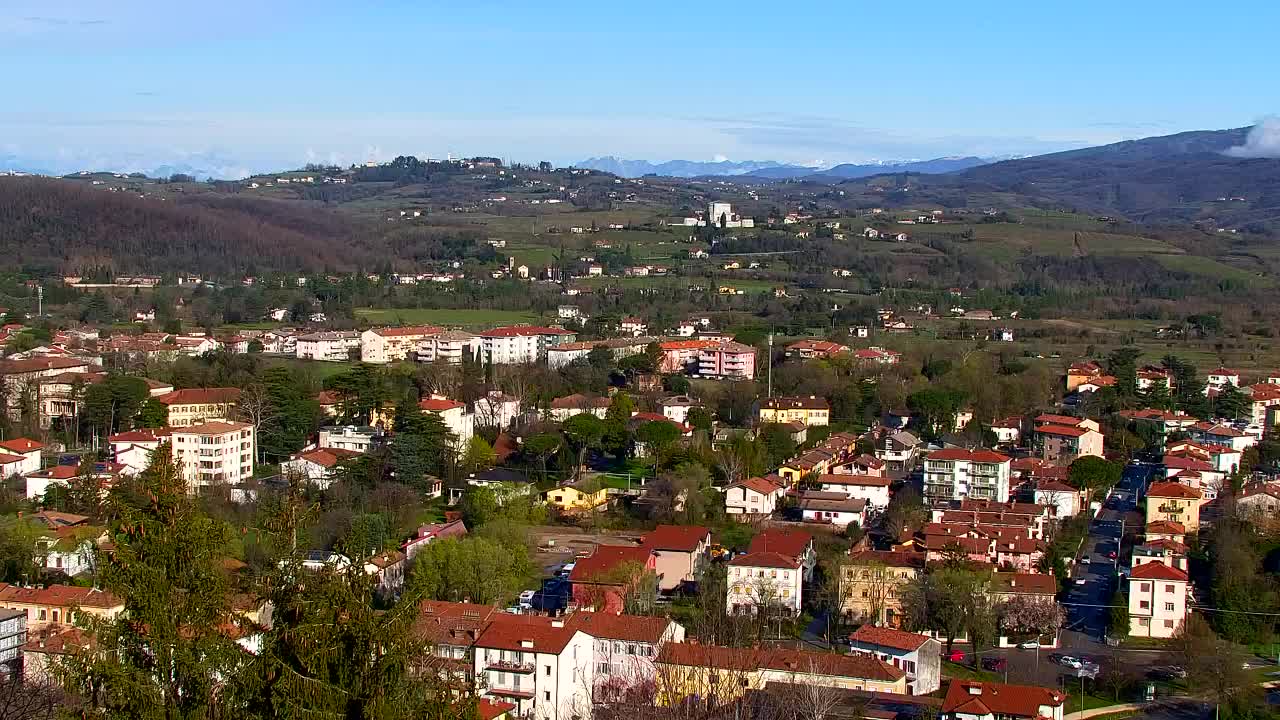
[0,150,256,181]
[573,155,1001,179]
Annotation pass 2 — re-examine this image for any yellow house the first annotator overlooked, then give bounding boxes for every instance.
[155,387,241,427]
[654,643,905,707]
[1145,482,1203,534]
[758,396,831,427]
[544,482,609,512]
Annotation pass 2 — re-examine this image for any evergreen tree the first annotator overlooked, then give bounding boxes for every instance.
[58,444,242,719]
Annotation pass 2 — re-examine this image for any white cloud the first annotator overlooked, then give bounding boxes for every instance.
[1225,116,1280,159]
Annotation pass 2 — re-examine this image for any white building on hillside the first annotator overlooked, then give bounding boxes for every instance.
[361,326,441,364]
[296,331,360,361]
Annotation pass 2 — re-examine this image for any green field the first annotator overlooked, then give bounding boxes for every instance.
[354,307,541,327]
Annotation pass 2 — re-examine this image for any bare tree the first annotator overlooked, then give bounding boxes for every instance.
[0,671,70,720]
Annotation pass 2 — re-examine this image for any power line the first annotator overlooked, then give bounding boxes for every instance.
[1062,601,1280,617]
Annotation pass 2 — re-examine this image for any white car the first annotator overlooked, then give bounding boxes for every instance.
[557,562,576,577]
[1075,578,1088,586]
[1018,641,1040,649]
[518,590,536,604]
[1080,556,1091,565]
[1059,656,1084,669]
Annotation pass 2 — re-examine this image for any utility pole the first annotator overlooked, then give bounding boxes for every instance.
[767,333,773,398]
[37,285,43,316]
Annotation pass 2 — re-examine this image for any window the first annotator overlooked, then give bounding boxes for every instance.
[545,666,551,676]
[1164,620,1176,628]
[1139,618,1150,627]
[38,609,47,620]
[1140,582,1151,592]
[544,692,551,702]
[1165,584,1176,593]
[52,610,59,623]
[1139,601,1150,609]
[1165,603,1175,611]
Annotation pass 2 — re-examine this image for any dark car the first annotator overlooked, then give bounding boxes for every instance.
[981,657,1008,672]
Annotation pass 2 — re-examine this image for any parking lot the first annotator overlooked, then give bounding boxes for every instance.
[529,525,644,576]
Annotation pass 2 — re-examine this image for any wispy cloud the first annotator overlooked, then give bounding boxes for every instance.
[20,15,108,27]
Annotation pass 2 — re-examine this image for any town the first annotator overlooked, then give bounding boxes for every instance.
[2,251,1279,720]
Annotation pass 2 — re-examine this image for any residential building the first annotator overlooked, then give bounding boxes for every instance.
[852,347,903,366]
[923,449,1012,504]
[799,491,868,528]
[0,356,99,420]
[107,428,168,475]
[37,371,170,428]
[566,612,684,684]
[479,326,576,365]
[417,330,482,365]
[543,482,609,513]
[758,396,830,426]
[416,396,474,447]
[1127,562,1190,638]
[724,476,786,517]
[0,437,43,477]
[546,337,653,369]
[657,339,718,373]
[365,550,407,597]
[1188,422,1255,452]
[0,584,122,632]
[361,326,442,364]
[153,387,241,427]
[296,331,361,361]
[849,625,941,695]
[1065,361,1105,392]
[0,608,24,676]
[698,341,756,380]
[812,473,892,509]
[642,525,712,593]
[548,393,611,422]
[281,448,362,488]
[1032,480,1083,518]
[989,417,1022,445]
[1032,418,1104,463]
[1120,409,1198,442]
[658,395,701,425]
[472,615,595,720]
[474,391,522,429]
[569,545,657,613]
[785,339,850,359]
[319,425,380,453]
[877,430,923,470]
[403,519,467,561]
[1145,482,1202,534]
[940,680,1066,720]
[727,552,803,614]
[841,550,926,627]
[170,420,256,493]
[1204,367,1240,395]
[24,463,122,501]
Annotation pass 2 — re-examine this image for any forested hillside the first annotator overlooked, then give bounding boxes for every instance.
[0,178,377,275]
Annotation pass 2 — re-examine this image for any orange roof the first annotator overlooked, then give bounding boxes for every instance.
[108,428,169,443]
[0,583,121,609]
[847,550,926,568]
[942,681,1066,718]
[1130,562,1189,581]
[1145,520,1186,535]
[477,699,516,720]
[642,524,710,552]
[1147,482,1202,499]
[728,551,801,569]
[474,615,578,654]
[1034,413,1085,427]
[565,612,673,644]
[175,420,251,435]
[849,625,932,652]
[1036,424,1089,438]
[0,437,42,453]
[0,357,95,374]
[419,397,465,412]
[293,448,362,468]
[658,339,718,351]
[371,325,442,337]
[748,529,813,559]
[728,476,784,496]
[569,545,653,583]
[549,393,611,410]
[479,325,570,338]
[155,387,241,406]
[988,573,1057,596]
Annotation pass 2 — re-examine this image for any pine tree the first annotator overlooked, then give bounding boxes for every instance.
[58,443,242,719]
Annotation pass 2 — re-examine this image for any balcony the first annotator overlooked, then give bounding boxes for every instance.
[485,660,535,674]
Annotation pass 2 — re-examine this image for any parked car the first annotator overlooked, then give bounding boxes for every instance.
[1058,656,1084,669]
[982,657,1008,671]
[947,651,966,663]
[1080,556,1091,565]
[1017,640,1040,649]
[556,562,576,578]
[518,590,536,604]
[1107,551,1118,559]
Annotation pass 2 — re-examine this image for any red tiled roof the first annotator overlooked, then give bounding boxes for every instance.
[728,551,801,570]
[479,325,570,338]
[927,448,1010,464]
[763,648,904,682]
[293,448,362,468]
[728,476,784,496]
[1034,414,1085,427]
[1130,563,1189,581]
[0,452,24,466]
[1145,520,1186,535]
[569,545,653,583]
[657,642,764,671]
[1191,422,1246,438]
[175,420,251,435]
[27,466,80,480]
[0,583,121,609]
[108,428,168,443]
[787,340,849,354]
[565,612,673,644]
[549,393,611,410]
[658,339,718,351]
[1036,424,1088,438]
[749,529,813,559]
[0,357,95,374]
[942,680,1066,717]
[847,550,926,568]
[155,387,241,406]
[987,573,1057,596]
[642,524,710,553]
[475,615,578,654]
[1162,455,1214,472]
[370,325,442,337]
[477,699,516,720]
[316,390,342,405]
[0,437,42,453]
[1147,482,1202,499]
[419,397,465,412]
[415,600,500,645]
[850,625,931,652]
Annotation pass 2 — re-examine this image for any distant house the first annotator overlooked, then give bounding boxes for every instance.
[401,519,467,560]
[849,625,941,695]
[281,448,362,489]
[940,680,1066,720]
[724,476,786,518]
[543,482,610,513]
[549,393,611,421]
[641,525,712,593]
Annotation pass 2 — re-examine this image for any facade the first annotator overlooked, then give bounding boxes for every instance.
[813,473,892,509]
[170,420,256,493]
[758,396,830,426]
[319,425,380,453]
[567,612,684,685]
[403,519,467,560]
[154,387,241,427]
[296,331,361,361]
[727,552,803,614]
[361,326,442,364]
[799,491,868,528]
[1033,424,1104,463]
[570,545,658,613]
[38,372,171,428]
[546,337,653,369]
[877,430,923,469]
[479,326,576,365]
[0,583,122,632]
[548,394,611,422]
[107,428,168,475]
[659,395,701,425]
[724,476,786,517]
[849,625,942,695]
[281,448,362,488]
[417,330,482,365]
[923,449,1012,504]
[657,340,718,373]
[419,396,475,447]
[544,483,609,512]
[698,341,756,380]
[0,437,43,477]
[472,616,594,720]
[474,392,522,429]
[1,356,99,421]
[0,608,24,676]
[1127,562,1189,639]
[1145,482,1202,534]
[642,525,712,593]
[841,550,927,627]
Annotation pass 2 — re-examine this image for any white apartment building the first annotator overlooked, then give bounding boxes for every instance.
[417,330,482,364]
[727,551,803,614]
[0,438,43,477]
[474,391,521,429]
[319,425,379,453]
[724,476,786,517]
[170,420,255,493]
[546,337,653,369]
[479,326,576,365]
[567,613,684,684]
[107,429,168,475]
[296,331,361,362]
[472,616,595,720]
[922,449,1012,504]
[360,326,441,364]
[1127,562,1190,639]
[419,396,474,447]
[812,473,892,510]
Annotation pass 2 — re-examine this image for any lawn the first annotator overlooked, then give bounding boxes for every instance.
[354,307,540,327]
[942,661,1001,682]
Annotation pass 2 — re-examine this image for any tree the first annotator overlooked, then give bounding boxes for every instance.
[57,444,242,719]
[686,407,713,433]
[409,536,534,605]
[460,436,497,472]
[758,423,797,468]
[1214,384,1250,421]
[521,433,563,483]
[0,515,42,583]
[562,412,606,479]
[1067,456,1121,492]
[998,595,1064,640]
[137,398,169,428]
[458,486,499,528]
[81,373,150,438]
[906,387,967,439]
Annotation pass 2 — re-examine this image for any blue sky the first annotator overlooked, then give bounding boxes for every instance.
[2,1,1277,177]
